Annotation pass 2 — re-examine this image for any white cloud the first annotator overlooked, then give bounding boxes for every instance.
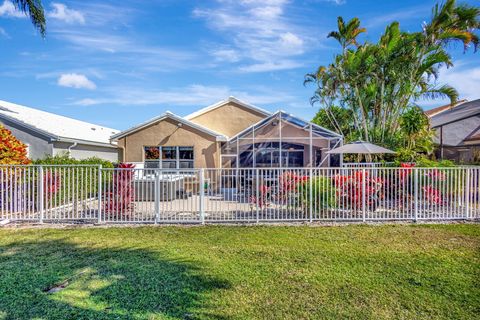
[238,60,302,73]
[418,62,480,109]
[0,27,9,38]
[47,3,85,24]
[57,73,96,90]
[210,48,240,62]
[326,0,346,5]
[72,84,296,107]
[440,65,480,101]
[194,0,307,72]
[0,0,24,18]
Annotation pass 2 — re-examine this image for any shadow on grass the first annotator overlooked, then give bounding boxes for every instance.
[0,239,230,319]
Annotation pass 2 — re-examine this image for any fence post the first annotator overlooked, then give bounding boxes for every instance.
[97,165,102,224]
[256,168,260,223]
[362,168,366,222]
[199,168,205,224]
[465,168,470,219]
[414,168,419,222]
[38,165,44,223]
[309,167,313,222]
[154,170,160,224]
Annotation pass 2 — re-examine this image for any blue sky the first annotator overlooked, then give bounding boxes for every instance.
[1,0,479,130]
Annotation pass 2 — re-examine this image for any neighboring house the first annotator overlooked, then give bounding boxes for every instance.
[428,99,480,163]
[0,100,120,161]
[111,97,343,169]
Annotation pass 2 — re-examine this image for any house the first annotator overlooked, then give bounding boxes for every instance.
[111,97,343,169]
[0,100,120,161]
[428,98,480,163]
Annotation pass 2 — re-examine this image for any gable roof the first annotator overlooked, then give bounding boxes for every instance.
[110,111,228,141]
[425,99,467,118]
[0,100,119,147]
[430,99,480,128]
[227,110,343,143]
[184,96,271,121]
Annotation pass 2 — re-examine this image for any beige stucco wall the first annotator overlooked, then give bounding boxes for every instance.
[188,101,267,138]
[117,117,220,168]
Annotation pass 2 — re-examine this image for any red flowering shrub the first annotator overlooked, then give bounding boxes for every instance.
[422,185,444,204]
[42,169,62,207]
[250,171,308,209]
[278,171,308,202]
[333,170,383,210]
[103,163,135,216]
[0,125,30,165]
[250,184,272,208]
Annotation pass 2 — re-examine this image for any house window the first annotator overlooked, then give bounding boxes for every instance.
[162,146,177,169]
[179,147,194,168]
[144,146,194,169]
[144,146,160,169]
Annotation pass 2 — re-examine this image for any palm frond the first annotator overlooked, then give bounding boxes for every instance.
[12,0,46,37]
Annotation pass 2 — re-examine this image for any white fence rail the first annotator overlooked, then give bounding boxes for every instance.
[1,165,479,223]
[342,162,395,168]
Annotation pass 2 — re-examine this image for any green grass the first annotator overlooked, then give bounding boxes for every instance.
[0,224,478,319]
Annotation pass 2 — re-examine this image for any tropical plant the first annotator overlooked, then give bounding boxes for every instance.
[306,0,479,152]
[299,176,337,209]
[312,105,358,140]
[395,106,436,161]
[9,0,46,36]
[103,163,136,217]
[333,171,383,211]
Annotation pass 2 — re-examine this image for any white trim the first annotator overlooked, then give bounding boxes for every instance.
[111,111,228,141]
[184,96,271,121]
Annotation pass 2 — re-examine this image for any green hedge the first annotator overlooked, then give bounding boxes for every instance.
[30,155,115,208]
[299,176,337,210]
[32,154,115,168]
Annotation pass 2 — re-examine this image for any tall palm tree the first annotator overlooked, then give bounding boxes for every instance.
[11,0,46,37]
[307,0,479,152]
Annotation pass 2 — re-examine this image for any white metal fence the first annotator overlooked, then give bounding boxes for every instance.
[1,165,479,223]
[342,162,395,168]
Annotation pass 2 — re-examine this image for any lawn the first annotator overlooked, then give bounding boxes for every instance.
[0,224,478,320]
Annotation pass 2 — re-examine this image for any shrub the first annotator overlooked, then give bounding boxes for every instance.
[0,125,30,165]
[299,176,337,209]
[250,171,308,209]
[31,155,115,209]
[103,163,135,216]
[333,171,383,210]
[32,154,114,168]
[415,157,455,168]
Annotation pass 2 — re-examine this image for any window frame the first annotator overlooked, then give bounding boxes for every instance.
[143,146,194,169]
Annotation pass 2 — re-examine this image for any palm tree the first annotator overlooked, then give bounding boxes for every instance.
[11,0,46,37]
[307,0,479,153]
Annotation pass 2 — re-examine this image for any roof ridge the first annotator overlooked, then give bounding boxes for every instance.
[184,97,271,120]
[111,111,227,141]
[0,100,119,132]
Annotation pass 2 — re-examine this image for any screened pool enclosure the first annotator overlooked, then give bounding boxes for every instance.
[220,111,343,168]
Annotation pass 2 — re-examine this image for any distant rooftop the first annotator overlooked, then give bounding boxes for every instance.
[0,100,119,146]
[429,99,480,128]
[424,99,468,118]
